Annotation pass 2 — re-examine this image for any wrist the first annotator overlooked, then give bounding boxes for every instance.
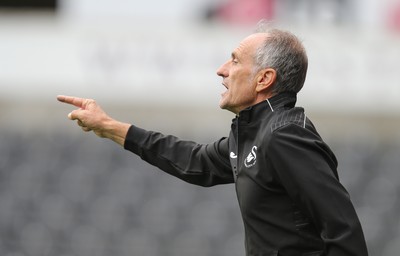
[99,119,131,146]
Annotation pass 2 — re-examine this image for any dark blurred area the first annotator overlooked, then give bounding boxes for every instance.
[0,0,57,9]
[0,0,399,255]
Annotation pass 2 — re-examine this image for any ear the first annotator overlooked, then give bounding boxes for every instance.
[255,68,276,93]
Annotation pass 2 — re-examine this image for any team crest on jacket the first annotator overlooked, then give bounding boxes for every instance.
[244,146,257,168]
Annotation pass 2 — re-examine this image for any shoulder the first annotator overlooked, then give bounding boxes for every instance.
[270,107,307,133]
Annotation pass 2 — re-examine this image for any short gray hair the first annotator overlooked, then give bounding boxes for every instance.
[253,21,308,94]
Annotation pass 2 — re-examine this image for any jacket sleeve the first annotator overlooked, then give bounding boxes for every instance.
[267,123,368,256]
[123,125,234,187]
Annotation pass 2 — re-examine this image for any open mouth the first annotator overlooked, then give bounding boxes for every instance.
[221,83,229,96]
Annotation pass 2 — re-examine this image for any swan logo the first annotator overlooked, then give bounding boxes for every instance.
[244,146,257,168]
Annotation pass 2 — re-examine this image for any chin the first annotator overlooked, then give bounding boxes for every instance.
[219,104,236,114]
[219,101,230,110]
[218,100,226,109]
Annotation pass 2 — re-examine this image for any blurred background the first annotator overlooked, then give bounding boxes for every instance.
[0,0,400,255]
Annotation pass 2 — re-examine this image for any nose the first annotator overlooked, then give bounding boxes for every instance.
[216,60,229,77]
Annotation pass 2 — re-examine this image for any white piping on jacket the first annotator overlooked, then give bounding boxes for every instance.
[266,99,274,112]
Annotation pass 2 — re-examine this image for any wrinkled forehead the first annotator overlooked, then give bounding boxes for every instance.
[234,33,269,58]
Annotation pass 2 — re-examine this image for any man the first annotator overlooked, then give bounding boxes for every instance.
[57,24,368,255]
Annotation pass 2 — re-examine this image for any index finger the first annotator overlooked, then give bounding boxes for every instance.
[57,95,85,108]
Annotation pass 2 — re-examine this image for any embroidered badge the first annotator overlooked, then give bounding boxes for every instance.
[230,152,238,159]
[244,146,257,168]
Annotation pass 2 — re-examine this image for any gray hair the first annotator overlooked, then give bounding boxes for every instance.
[253,21,308,94]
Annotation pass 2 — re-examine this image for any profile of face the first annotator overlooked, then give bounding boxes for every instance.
[216,33,273,115]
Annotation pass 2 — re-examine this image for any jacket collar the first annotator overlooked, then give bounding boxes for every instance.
[237,92,297,124]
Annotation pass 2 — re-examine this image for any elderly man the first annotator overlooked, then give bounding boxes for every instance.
[57,23,368,255]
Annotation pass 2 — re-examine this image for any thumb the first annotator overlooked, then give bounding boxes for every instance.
[68,109,83,121]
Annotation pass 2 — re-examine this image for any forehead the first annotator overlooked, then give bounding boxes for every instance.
[234,33,269,57]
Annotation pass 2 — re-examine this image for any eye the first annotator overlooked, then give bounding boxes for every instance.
[231,53,239,64]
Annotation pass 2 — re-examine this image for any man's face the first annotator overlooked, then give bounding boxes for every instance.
[217,33,268,114]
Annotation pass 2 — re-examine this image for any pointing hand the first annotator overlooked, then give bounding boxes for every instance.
[57,95,131,146]
[57,95,112,135]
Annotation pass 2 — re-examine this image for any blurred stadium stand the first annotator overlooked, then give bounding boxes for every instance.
[0,0,400,255]
[1,121,400,256]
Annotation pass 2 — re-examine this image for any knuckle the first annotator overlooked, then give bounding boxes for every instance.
[87,99,96,104]
[85,99,97,108]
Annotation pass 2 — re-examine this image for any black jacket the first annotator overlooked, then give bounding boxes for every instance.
[124,93,368,256]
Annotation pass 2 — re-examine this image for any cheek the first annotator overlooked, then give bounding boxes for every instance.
[235,74,254,93]
[229,68,254,95]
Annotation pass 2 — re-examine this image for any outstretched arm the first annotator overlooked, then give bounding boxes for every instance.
[57,95,131,146]
[57,95,234,187]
